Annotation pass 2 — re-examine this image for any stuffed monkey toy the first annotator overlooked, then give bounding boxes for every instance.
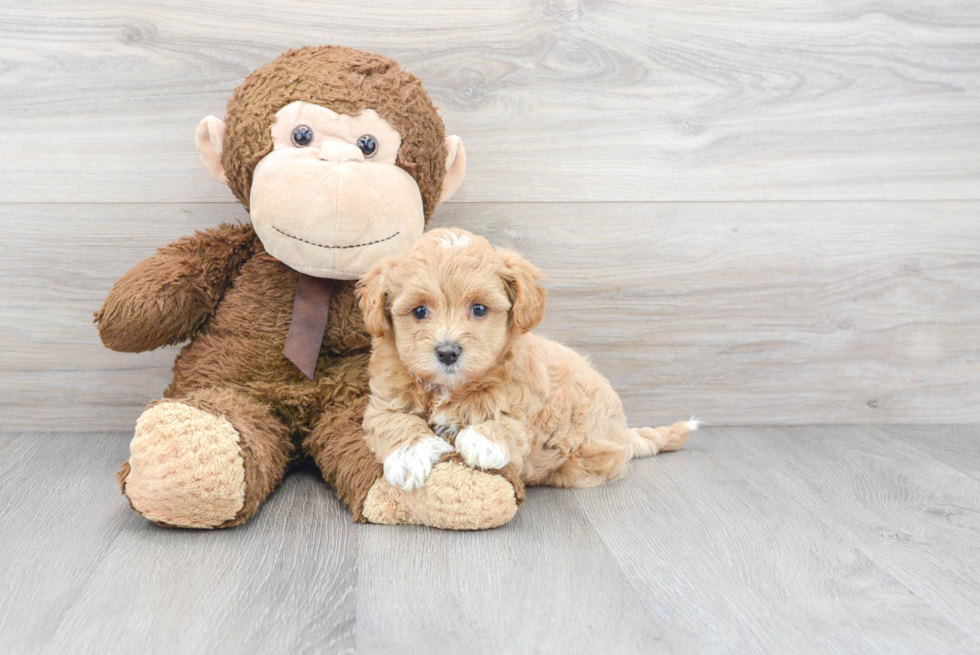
[96,46,524,529]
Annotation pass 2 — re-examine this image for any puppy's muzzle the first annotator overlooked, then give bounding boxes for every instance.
[435,342,462,367]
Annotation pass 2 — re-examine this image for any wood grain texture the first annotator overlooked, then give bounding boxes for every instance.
[0,433,20,453]
[0,433,135,653]
[885,424,980,482]
[710,426,980,643]
[44,471,358,655]
[576,434,978,653]
[0,1,978,202]
[0,431,357,654]
[2,428,980,653]
[356,490,672,654]
[2,201,978,429]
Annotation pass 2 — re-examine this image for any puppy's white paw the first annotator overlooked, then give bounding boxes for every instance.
[383,437,454,491]
[455,427,510,470]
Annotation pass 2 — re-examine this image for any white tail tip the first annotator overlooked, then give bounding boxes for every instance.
[686,417,701,432]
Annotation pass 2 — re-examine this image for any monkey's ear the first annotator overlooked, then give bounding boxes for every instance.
[357,257,395,338]
[498,250,546,333]
[195,116,228,184]
[438,135,466,203]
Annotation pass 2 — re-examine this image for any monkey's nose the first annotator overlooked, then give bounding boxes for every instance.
[435,342,462,366]
[318,141,364,162]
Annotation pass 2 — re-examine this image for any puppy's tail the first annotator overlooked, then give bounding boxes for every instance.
[629,419,699,459]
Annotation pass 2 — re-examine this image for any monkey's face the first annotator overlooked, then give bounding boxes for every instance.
[245,101,425,279]
[196,49,467,281]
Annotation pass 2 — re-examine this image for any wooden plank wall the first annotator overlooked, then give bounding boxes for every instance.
[1,0,978,429]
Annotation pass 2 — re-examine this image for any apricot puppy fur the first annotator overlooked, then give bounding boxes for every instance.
[357,228,696,492]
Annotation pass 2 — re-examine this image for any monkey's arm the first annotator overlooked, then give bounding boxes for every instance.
[95,223,255,352]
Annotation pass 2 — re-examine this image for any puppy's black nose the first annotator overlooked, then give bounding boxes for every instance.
[435,342,462,366]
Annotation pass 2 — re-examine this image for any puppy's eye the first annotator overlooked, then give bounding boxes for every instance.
[412,306,428,320]
[356,134,378,158]
[471,304,488,318]
[291,125,314,147]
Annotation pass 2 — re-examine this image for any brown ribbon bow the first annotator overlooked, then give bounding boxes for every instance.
[283,273,335,379]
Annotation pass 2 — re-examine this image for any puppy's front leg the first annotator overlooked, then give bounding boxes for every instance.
[383,438,454,492]
[456,416,527,472]
[364,403,453,491]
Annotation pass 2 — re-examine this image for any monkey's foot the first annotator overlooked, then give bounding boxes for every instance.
[362,455,523,530]
[119,401,246,528]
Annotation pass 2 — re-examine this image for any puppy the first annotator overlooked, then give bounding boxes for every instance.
[357,228,696,492]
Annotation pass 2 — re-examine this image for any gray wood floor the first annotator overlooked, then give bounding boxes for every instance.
[2,426,979,654]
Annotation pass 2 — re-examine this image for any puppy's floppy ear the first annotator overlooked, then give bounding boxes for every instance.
[357,257,395,338]
[498,249,547,333]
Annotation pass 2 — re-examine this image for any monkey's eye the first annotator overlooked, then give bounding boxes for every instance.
[291,125,314,147]
[356,134,378,158]
[412,306,429,320]
[471,304,488,318]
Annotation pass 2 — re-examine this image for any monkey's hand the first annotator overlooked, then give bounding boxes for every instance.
[95,223,254,352]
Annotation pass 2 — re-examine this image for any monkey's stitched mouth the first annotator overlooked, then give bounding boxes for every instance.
[272,226,400,250]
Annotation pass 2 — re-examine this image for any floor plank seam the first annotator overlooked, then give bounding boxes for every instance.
[39,513,141,651]
[872,426,980,485]
[724,427,980,646]
[570,486,689,628]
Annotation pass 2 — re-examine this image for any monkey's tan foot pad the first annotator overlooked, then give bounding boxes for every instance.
[120,401,246,529]
[362,459,520,530]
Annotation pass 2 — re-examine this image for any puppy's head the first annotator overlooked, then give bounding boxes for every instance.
[357,228,546,388]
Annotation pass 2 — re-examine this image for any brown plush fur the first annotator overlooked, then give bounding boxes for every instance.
[96,223,256,352]
[360,229,695,489]
[101,225,410,523]
[98,47,516,529]
[222,46,447,218]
